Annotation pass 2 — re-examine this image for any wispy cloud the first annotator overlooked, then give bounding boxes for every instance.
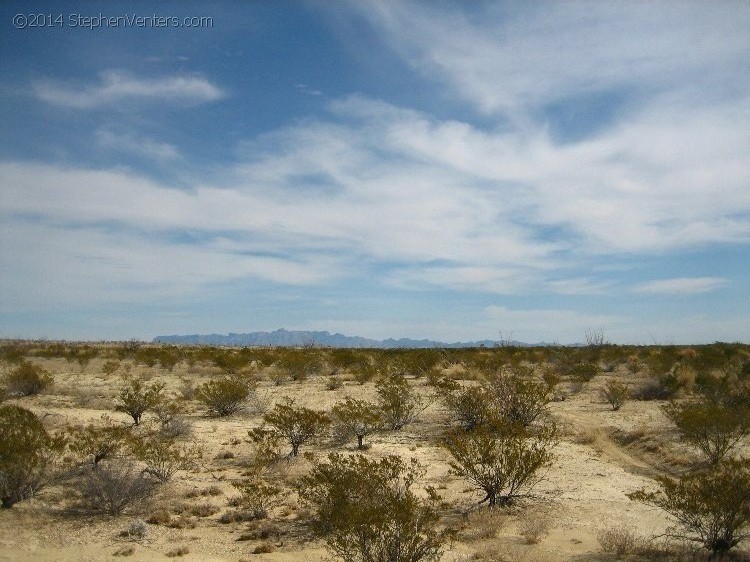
[96,129,181,162]
[33,70,224,108]
[633,277,728,295]
[349,2,750,116]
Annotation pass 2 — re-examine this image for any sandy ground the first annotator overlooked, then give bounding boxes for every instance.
[1,356,747,562]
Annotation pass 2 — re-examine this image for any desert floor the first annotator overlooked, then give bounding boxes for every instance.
[1,352,747,562]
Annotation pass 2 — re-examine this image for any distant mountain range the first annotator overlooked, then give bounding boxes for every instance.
[153,329,554,348]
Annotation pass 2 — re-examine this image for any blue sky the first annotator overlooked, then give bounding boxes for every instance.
[1,1,749,344]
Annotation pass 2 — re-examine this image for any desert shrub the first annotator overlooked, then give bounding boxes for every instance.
[78,461,155,515]
[0,405,65,508]
[115,377,164,426]
[629,459,750,556]
[0,342,27,364]
[211,349,253,374]
[156,347,181,371]
[330,397,381,449]
[247,427,286,472]
[3,361,53,397]
[102,360,121,376]
[119,519,148,540]
[152,400,192,439]
[601,379,629,411]
[325,376,343,391]
[443,421,557,508]
[518,509,554,544]
[68,415,130,467]
[299,453,448,562]
[376,373,424,430]
[232,477,282,520]
[165,546,190,557]
[632,374,681,401]
[195,374,256,416]
[387,349,441,379]
[262,398,330,457]
[130,433,201,482]
[435,379,492,431]
[569,362,599,383]
[663,400,749,464]
[273,351,323,382]
[487,370,551,428]
[596,527,648,556]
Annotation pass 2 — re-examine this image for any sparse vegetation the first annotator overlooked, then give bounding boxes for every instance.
[2,340,749,560]
[68,415,130,467]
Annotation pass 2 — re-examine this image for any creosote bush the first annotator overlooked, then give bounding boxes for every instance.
[3,361,53,397]
[375,373,425,430]
[115,377,164,426]
[0,404,65,508]
[663,399,749,464]
[195,374,256,416]
[299,453,449,562]
[68,415,130,467]
[232,476,283,520]
[130,433,201,482]
[443,421,557,507]
[330,397,381,449]
[261,398,330,457]
[601,379,629,411]
[628,459,750,556]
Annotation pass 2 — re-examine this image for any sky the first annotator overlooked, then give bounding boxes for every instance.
[1,1,749,345]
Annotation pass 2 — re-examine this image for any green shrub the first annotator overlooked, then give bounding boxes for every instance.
[601,379,629,411]
[628,459,750,556]
[663,400,749,464]
[195,374,256,416]
[375,373,424,430]
[262,398,330,457]
[487,370,551,428]
[443,421,557,507]
[330,397,381,449]
[115,377,164,426]
[569,362,599,383]
[434,379,492,431]
[0,405,65,507]
[232,477,282,519]
[299,453,448,562]
[130,433,201,482]
[3,361,53,397]
[68,415,130,467]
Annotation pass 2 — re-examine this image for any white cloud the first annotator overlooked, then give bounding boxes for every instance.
[633,277,728,295]
[96,129,181,162]
[349,2,750,115]
[33,70,224,108]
